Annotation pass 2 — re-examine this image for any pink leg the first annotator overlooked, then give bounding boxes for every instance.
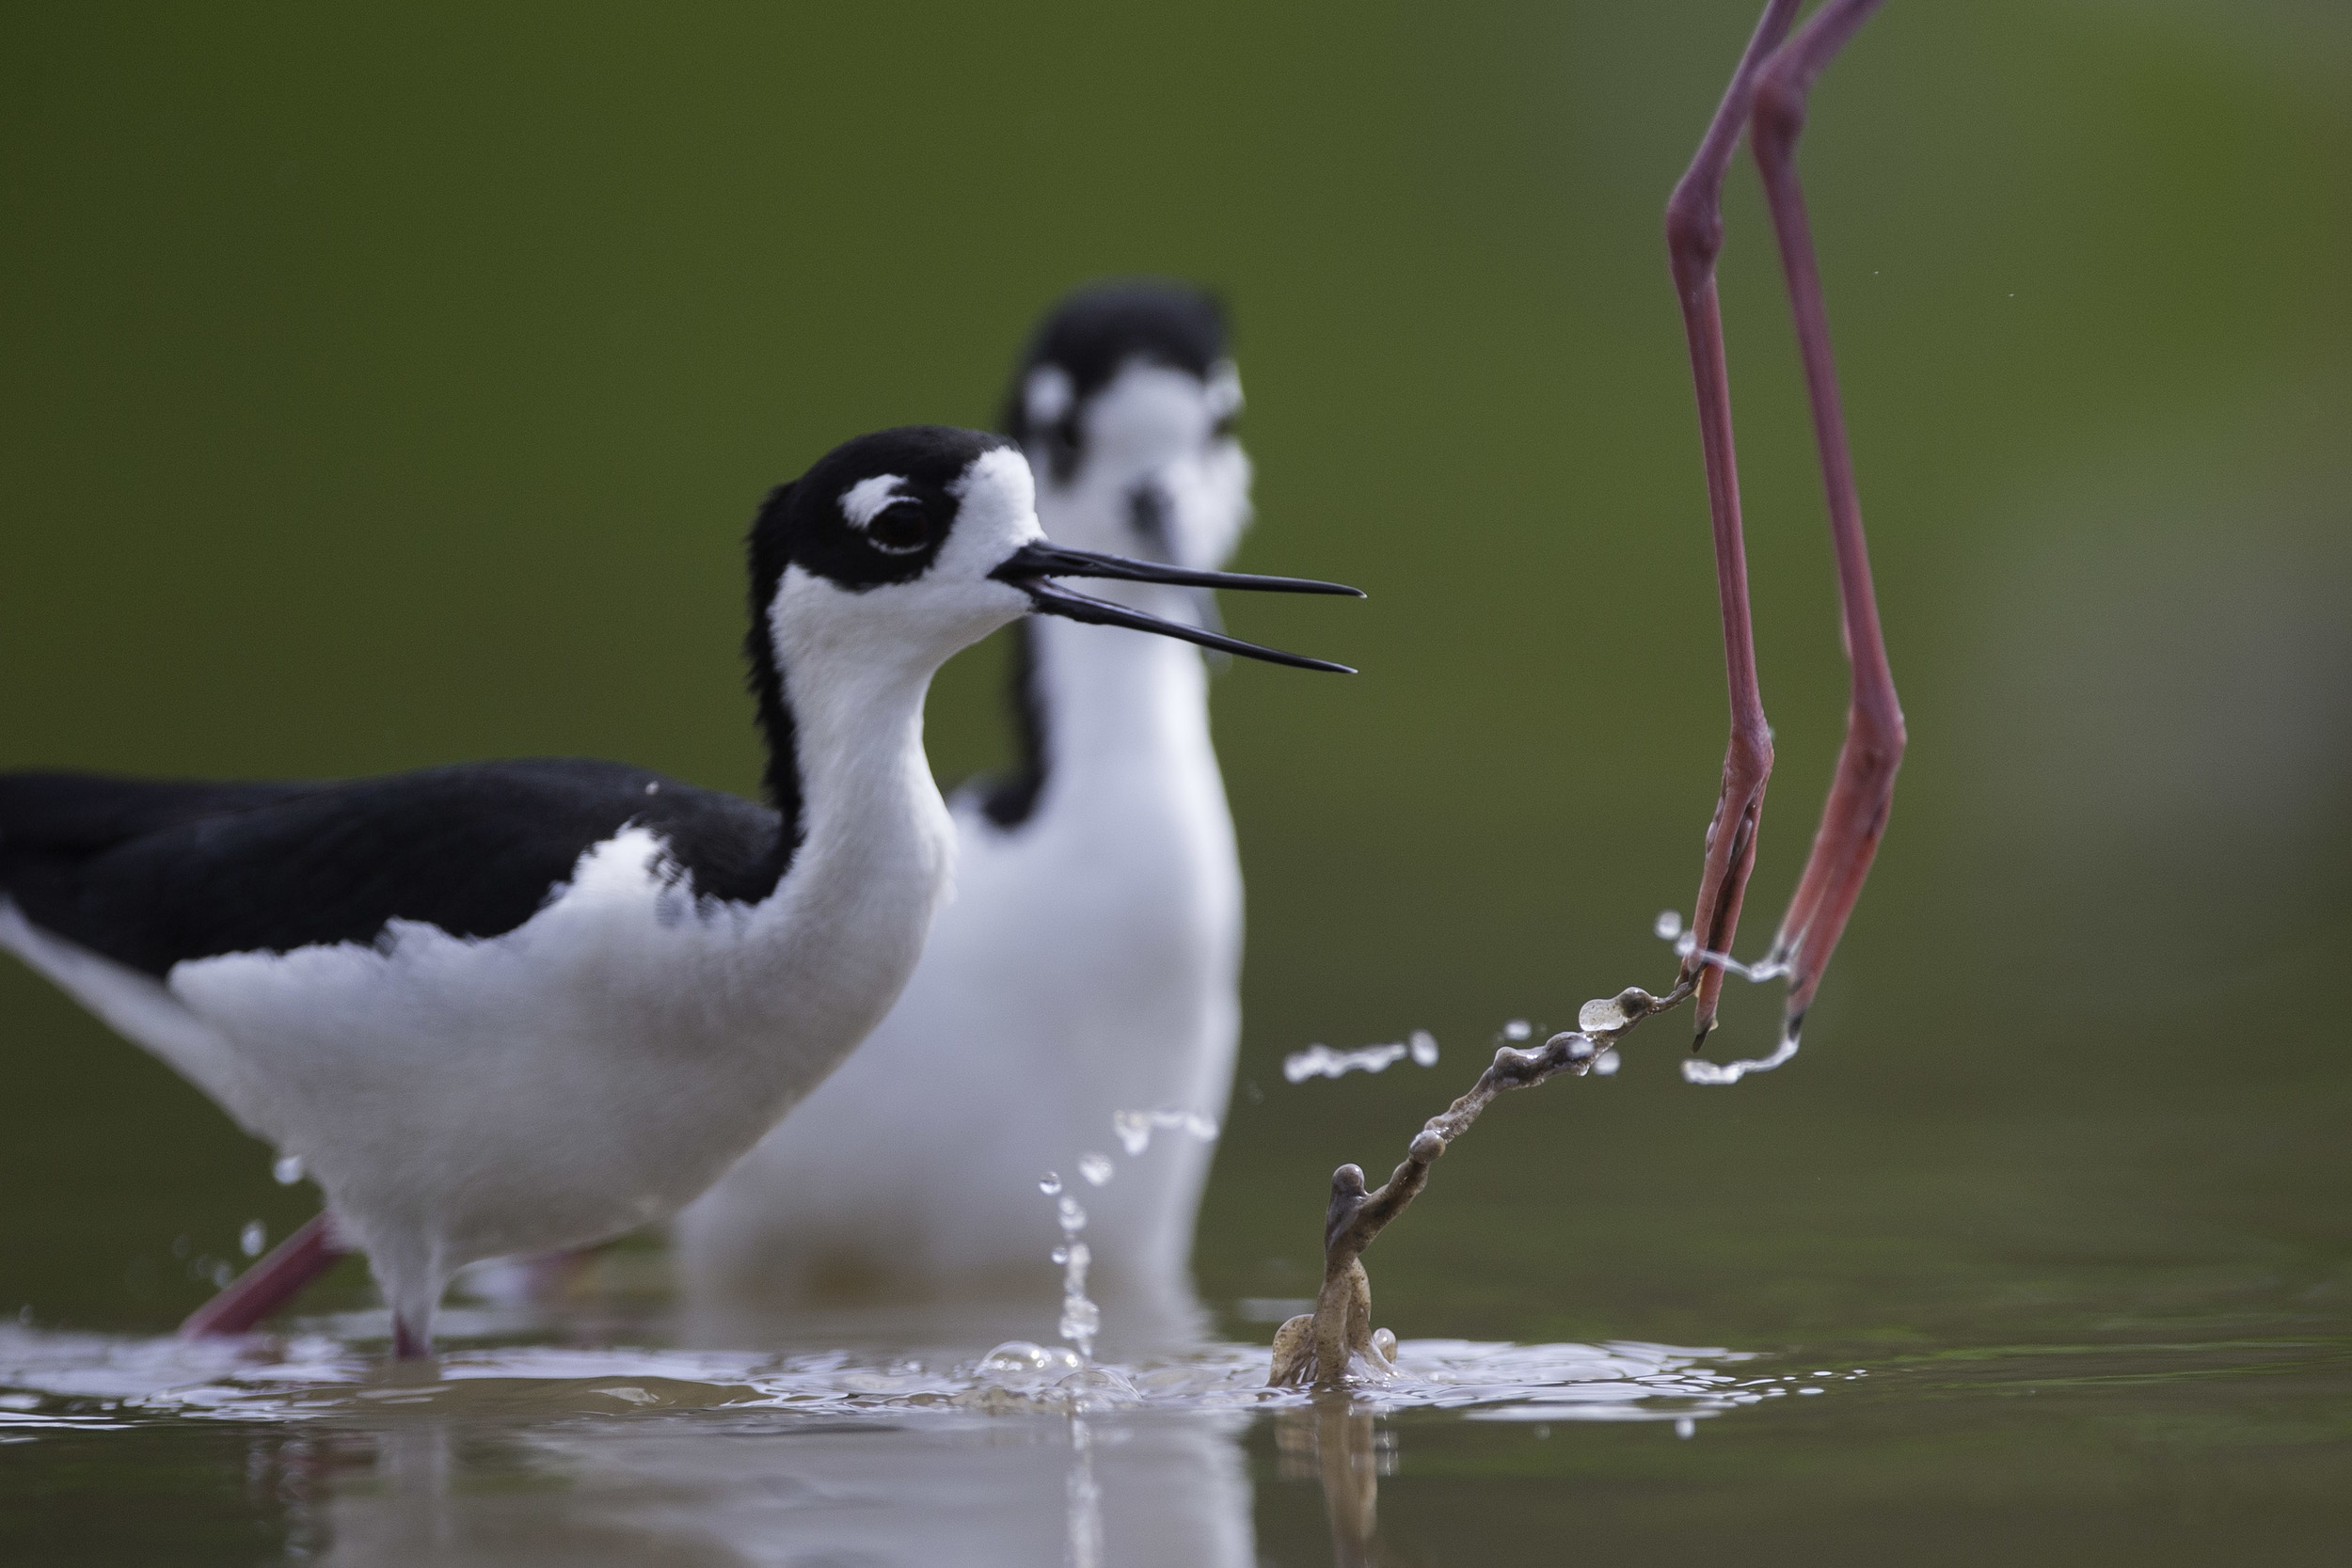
[1664,0,1903,1054]
[1749,0,1905,1042]
[178,1212,350,1339]
[1664,0,1804,1044]
[391,1313,432,1359]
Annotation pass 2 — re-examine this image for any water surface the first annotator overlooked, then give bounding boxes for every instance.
[4,0,2348,1560]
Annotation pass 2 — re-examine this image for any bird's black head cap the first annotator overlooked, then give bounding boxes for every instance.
[1003,280,1229,481]
[743,424,1018,823]
[747,425,1017,607]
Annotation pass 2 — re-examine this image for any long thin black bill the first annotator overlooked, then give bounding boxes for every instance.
[992,541,1364,598]
[1013,578,1356,673]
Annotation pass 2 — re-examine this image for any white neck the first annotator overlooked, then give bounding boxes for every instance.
[737,626,956,1095]
[1028,601,1218,810]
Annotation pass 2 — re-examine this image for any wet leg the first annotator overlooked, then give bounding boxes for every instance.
[1748,0,1906,1044]
[1663,0,1805,1043]
[390,1313,432,1359]
[178,1211,351,1339]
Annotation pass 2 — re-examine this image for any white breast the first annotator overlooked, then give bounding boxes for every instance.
[675,613,1242,1307]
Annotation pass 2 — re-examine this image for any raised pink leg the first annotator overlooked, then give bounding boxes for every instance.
[1665,0,1903,1055]
[1748,0,1905,1044]
[178,1211,351,1339]
[1664,0,1804,1044]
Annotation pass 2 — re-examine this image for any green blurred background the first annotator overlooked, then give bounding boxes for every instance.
[3,0,2346,1418]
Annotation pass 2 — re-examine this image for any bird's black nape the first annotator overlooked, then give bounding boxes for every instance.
[980,617,1052,832]
[1002,280,1229,483]
[743,479,812,833]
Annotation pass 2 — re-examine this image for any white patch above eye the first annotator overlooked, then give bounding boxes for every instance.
[1204,360,1244,421]
[1025,366,1073,430]
[839,474,912,530]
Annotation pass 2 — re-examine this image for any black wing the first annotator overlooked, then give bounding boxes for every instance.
[0,760,785,978]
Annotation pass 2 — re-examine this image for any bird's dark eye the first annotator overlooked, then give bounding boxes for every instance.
[866,502,933,554]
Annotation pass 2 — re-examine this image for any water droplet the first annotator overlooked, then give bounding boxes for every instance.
[1077,1154,1114,1187]
[1675,1417,1696,1439]
[1182,1113,1219,1142]
[1655,910,1684,942]
[1502,1019,1533,1041]
[1798,1386,1823,1395]
[272,1155,303,1186]
[1039,1171,1063,1196]
[1058,1296,1101,1346]
[1407,1029,1438,1067]
[1112,1111,1152,1156]
[978,1340,1083,1375]
[1057,1196,1088,1234]
[1579,995,1632,1033]
[210,1260,234,1289]
[1054,1234,1099,1359]
[1680,1028,1801,1086]
[1282,1042,1409,1081]
[1594,1050,1622,1076]
[239,1221,265,1259]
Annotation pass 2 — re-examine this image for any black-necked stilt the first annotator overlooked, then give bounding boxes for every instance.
[678,283,1257,1307]
[0,425,1359,1354]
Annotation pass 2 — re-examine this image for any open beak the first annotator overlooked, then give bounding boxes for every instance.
[991,541,1361,673]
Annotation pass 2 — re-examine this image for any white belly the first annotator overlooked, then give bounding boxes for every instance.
[677,761,1242,1304]
[7,822,946,1299]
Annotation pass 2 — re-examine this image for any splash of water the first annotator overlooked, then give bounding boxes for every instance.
[1645,911,1803,1082]
[1052,1196,1099,1360]
[1282,1030,1440,1084]
[1652,910,1788,983]
[1681,1028,1799,1085]
[272,1155,303,1185]
[1110,1108,1221,1156]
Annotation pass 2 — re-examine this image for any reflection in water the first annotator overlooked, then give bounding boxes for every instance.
[309,1409,1257,1568]
[1278,1402,1385,1567]
[1,1323,1756,1565]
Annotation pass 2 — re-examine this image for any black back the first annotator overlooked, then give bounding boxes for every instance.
[0,762,783,978]
[2,424,1022,978]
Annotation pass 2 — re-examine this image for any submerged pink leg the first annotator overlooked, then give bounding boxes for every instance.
[390,1313,432,1359]
[1748,0,1906,1044]
[177,1211,351,1339]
